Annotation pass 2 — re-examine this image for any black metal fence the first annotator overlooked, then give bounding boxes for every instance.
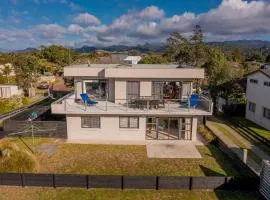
[0,173,260,190]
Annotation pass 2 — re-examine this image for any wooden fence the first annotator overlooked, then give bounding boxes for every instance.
[0,173,260,190]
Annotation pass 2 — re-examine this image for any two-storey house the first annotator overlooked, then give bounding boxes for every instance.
[51,64,213,143]
[246,69,270,130]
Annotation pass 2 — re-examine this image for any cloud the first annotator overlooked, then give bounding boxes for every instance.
[0,28,32,42]
[33,24,65,39]
[73,13,101,26]
[2,0,270,49]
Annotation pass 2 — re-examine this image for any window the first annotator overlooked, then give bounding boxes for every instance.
[81,116,100,128]
[119,116,139,128]
[263,107,270,120]
[250,79,258,84]
[248,102,256,113]
[152,81,164,99]
[127,81,140,100]
[264,81,270,87]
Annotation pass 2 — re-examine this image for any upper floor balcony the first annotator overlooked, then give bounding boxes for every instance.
[51,93,213,116]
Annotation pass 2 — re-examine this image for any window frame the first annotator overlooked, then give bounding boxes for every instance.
[263,107,270,120]
[81,116,101,128]
[264,81,270,87]
[119,116,139,129]
[248,102,256,113]
[250,79,258,84]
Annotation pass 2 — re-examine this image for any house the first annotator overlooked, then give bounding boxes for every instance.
[0,84,23,98]
[246,69,270,130]
[51,64,213,143]
[123,56,142,65]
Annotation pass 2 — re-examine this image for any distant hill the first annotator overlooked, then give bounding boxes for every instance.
[0,48,10,53]
[74,43,165,53]
[208,40,270,49]
[14,47,39,53]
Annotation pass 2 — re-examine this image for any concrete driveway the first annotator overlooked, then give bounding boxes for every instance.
[146,141,202,158]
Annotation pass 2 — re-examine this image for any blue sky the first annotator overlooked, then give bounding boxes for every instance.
[1,0,270,50]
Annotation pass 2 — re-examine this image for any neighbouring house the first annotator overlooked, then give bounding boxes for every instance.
[0,84,23,98]
[51,64,213,143]
[123,56,142,65]
[246,68,270,130]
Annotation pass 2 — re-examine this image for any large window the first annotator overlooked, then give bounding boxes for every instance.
[152,81,163,100]
[83,80,107,100]
[127,81,140,100]
[263,107,270,120]
[81,116,100,128]
[119,116,139,128]
[248,102,256,113]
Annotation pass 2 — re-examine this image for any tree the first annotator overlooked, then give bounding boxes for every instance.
[139,55,169,64]
[166,25,208,67]
[14,56,41,96]
[2,64,12,83]
[232,48,242,62]
[265,54,270,63]
[41,45,73,72]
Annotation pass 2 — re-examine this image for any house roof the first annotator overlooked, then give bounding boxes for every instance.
[247,69,270,79]
[124,56,142,61]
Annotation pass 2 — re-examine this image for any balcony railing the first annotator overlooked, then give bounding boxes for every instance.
[52,94,213,114]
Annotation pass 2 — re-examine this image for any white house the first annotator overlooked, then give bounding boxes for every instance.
[51,64,213,143]
[123,56,142,65]
[0,84,23,98]
[246,69,270,130]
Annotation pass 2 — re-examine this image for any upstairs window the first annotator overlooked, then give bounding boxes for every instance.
[119,116,139,128]
[248,102,256,113]
[250,79,258,84]
[264,81,270,87]
[263,108,270,120]
[81,116,100,128]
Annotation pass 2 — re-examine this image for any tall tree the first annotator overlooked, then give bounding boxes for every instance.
[2,64,12,83]
[14,56,41,96]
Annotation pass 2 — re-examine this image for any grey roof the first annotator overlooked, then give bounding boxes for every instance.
[261,69,270,78]
[66,64,184,69]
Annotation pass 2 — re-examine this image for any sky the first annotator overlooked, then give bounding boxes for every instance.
[1,0,270,50]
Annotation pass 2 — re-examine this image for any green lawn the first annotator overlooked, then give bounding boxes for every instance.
[2,138,241,176]
[0,187,261,200]
[221,116,270,156]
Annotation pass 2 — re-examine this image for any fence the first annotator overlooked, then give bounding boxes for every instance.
[0,173,260,190]
[260,160,270,200]
[3,120,67,138]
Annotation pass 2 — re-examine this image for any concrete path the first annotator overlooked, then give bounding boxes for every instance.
[206,120,261,175]
[146,141,202,158]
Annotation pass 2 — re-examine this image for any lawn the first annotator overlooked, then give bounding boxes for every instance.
[0,187,261,200]
[1,137,242,176]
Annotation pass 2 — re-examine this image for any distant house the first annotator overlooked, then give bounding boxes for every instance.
[0,84,23,98]
[123,56,142,65]
[246,69,270,130]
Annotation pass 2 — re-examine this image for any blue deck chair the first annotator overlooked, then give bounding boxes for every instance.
[189,94,200,108]
[80,93,98,106]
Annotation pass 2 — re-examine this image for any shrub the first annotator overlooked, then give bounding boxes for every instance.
[198,125,216,143]
[0,140,38,173]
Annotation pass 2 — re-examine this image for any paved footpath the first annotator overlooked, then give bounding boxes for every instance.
[206,120,261,175]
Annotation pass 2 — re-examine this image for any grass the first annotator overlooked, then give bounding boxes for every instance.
[210,121,262,164]
[0,187,261,200]
[2,138,241,176]
[0,140,38,173]
[219,116,270,156]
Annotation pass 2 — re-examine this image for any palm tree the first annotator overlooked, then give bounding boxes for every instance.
[2,64,12,83]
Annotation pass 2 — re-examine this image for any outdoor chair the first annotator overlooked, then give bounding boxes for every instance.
[80,93,98,106]
[188,94,200,108]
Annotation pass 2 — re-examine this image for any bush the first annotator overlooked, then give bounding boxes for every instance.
[0,140,38,173]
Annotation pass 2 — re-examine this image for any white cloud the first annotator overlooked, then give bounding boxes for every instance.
[67,24,84,34]
[73,13,101,26]
[139,6,165,19]
[33,24,65,39]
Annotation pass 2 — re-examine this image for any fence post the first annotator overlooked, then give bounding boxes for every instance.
[21,174,25,187]
[243,149,248,164]
[156,176,159,190]
[189,177,193,190]
[121,175,124,190]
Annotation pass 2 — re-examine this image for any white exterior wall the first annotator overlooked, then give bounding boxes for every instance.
[75,80,82,100]
[191,117,198,141]
[246,72,270,130]
[0,85,23,98]
[114,80,126,104]
[108,79,115,102]
[66,115,146,141]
